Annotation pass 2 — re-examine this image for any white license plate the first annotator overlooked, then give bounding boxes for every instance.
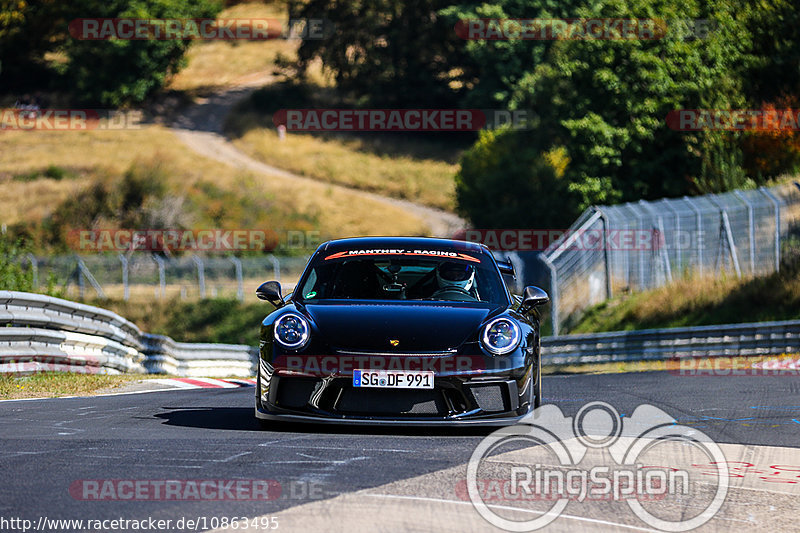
[353,370,434,389]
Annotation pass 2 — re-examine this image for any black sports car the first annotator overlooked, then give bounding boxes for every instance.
[254,236,549,426]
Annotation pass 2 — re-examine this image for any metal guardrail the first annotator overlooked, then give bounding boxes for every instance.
[541,320,800,365]
[3,292,799,376]
[0,291,256,377]
[142,334,257,377]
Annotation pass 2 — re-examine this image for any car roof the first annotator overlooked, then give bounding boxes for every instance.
[319,236,487,254]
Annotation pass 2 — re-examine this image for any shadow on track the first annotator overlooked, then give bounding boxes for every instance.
[155,407,494,437]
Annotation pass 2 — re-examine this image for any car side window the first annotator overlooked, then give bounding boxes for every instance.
[300,270,318,299]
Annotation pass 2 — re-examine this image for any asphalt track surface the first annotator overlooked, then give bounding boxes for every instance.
[1,371,799,533]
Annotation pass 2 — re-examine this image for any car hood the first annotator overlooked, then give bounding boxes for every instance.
[302,302,498,352]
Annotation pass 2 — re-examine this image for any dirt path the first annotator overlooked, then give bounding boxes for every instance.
[168,77,466,237]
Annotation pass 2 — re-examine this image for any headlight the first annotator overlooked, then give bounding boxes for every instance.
[273,313,310,350]
[481,317,521,355]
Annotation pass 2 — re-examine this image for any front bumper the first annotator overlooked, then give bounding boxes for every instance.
[255,366,535,426]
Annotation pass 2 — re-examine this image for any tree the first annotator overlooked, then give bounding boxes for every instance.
[455,127,580,228]
[456,0,758,226]
[0,0,222,105]
[295,0,474,106]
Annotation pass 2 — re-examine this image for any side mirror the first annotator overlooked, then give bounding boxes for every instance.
[256,281,284,307]
[521,286,549,310]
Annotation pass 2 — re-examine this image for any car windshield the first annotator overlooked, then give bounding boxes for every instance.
[297,252,508,305]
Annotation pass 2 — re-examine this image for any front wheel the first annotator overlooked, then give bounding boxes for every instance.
[255,373,269,430]
[533,356,542,408]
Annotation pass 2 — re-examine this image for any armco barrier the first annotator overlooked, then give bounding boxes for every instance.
[142,334,257,377]
[2,291,800,376]
[0,291,256,377]
[541,320,800,365]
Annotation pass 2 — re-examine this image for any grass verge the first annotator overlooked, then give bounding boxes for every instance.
[225,82,466,211]
[570,259,800,333]
[0,373,163,400]
[0,125,429,244]
[96,297,274,346]
[167,1,296,93]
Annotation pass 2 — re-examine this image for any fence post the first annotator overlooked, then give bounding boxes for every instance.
[660,199,681,273]
[118,254,129,301]
[638,200,672,285]
[75,257,107,299]
[733,190,756,274]
[26,254,38,289]
[624,204,648,289]
[683,197,704,276]
[539,254,559,336]
[230,256,244,302]
[708,196,741,278]
[721,211,742,278]
[152,256,166,299]
[192,255,206,298]
[595,207,612,299]
[759,186,781,272]
[268,255,281,283]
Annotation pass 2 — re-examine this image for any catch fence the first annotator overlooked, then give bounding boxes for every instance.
[539,183,800,335]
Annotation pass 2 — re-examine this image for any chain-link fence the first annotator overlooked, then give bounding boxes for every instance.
[23,254,310,302]
[539,182,800,335]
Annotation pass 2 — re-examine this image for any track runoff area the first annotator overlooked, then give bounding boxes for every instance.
[0,370,798,533]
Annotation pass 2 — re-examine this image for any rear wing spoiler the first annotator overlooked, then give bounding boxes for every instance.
[497,260,515,277]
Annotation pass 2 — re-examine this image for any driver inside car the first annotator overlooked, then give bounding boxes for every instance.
[432,261,477,300]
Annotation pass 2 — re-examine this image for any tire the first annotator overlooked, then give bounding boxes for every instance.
[533,356,542,408]
[255,373,268,430]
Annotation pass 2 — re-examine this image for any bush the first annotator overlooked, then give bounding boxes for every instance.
[455,128,581,229]
[63,0,222,106]
[0,0,223,105]
[0,235,61,295]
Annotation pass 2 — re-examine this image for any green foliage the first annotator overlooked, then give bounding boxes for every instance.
[0,236,35,292]
[0,0,223,105]
[571,254,800,334]
[102,297,274,345]
[51,158,171,232]
[157,298,272,345]
[455,127,581,228]
[13,165,76,182]
[453,0,786,225]
[65,0,222,105]
[0,235,61,295]
[295,0,800,226]
[295,0,474,106]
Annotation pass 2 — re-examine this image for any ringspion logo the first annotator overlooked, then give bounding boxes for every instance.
[466,401,728,531]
